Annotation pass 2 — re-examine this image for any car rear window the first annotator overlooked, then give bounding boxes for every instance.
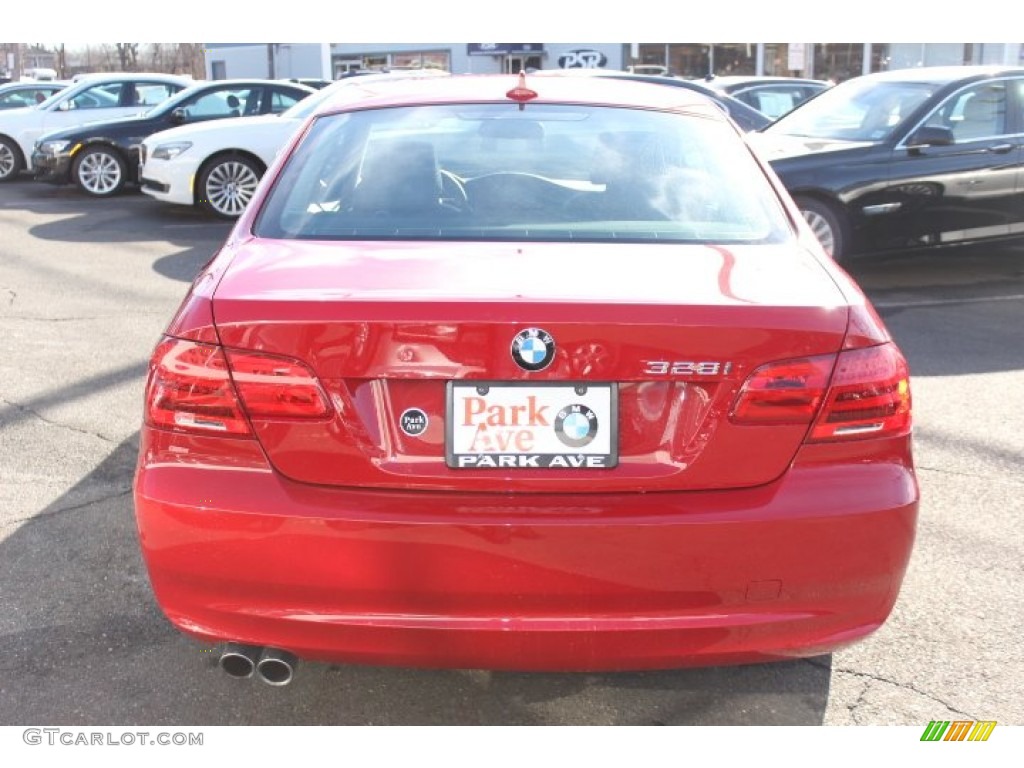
[254,103,793,245]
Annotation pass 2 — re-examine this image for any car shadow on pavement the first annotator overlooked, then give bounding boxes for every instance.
[8,182,229,285]
[844,245,1024,377]
[0,435,832,726]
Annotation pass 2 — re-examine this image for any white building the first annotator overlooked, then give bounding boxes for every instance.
[203,42,1024,82]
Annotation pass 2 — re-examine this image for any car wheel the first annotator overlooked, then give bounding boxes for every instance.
[796,196,847,262]
[0,136,25,182]
[198,155,263,218]
[73,146,127,196]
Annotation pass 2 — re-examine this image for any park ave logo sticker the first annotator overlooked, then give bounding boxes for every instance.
[510,328,555,372]
[447,383,616,469]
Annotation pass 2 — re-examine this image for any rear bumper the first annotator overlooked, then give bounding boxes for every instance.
[134,430,918,671]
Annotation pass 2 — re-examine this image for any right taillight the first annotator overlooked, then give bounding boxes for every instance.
[808,342,911,442]
[145,337,331,437]
[731,342,911,442]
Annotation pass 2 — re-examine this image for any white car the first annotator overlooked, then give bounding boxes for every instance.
[0,73,192,182]
[140,70,449,218]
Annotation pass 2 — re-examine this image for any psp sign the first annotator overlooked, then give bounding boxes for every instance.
[558,49,608,69]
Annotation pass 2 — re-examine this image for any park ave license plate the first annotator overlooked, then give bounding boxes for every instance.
[446,382,618,469]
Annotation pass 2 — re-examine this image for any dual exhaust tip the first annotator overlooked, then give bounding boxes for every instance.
[220,643,297,686]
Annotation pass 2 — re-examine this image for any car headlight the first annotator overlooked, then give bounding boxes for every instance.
[151,141,192,161]
[37,140,72,155]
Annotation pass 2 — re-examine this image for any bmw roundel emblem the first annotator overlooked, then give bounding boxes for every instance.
[554,404,598,448]
[511,328,556,372]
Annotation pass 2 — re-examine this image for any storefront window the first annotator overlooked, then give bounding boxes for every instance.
[636,43,755,78]
[335,51,451,74]
[813,43,866,83]
[763,44,802,76]
[708,44,757,76]
[392,51,450,70]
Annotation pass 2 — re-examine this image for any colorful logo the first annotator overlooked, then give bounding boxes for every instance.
[554,403,598,448]
[920,721,996,742]
[511,328,555,372]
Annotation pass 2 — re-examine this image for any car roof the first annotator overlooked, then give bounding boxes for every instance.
[855,65,1024,85]
[311,73,728,120]
[178,78,315,93]
[528,70,770,129]
[69,72,194,84]
[703,76,828,87]
[0,80,69,88]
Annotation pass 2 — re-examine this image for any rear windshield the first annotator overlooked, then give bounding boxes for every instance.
[254,103,793,245]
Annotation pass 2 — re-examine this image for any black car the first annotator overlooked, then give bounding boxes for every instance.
[32,79,315,196]
[702,75,829,120]
[534,69,772,132]
[753,66,1024,261]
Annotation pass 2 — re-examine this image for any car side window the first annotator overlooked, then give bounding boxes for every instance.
[924,82,1008,142]
[269,89,304,114]
[184,88,258,119]
[134,83,178,108]
[736,87,800,121]
[6,88,56,106]
[1014,79,1024,134]
[68,83,124,110]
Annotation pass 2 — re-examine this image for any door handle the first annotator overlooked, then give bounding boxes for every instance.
[986,143,1015,154]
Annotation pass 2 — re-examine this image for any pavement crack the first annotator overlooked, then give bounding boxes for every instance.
[0,397,119,445]
[6,488,133,528]
[916,465,1023,486]
[828,664,977,720]
[3,316,111,323]
[846,680,871,726]
[2,313,169,323]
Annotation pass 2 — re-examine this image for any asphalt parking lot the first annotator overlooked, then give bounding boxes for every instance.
[0,181,1021,726]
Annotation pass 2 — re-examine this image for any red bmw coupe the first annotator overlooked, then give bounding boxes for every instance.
[133,74,918,685]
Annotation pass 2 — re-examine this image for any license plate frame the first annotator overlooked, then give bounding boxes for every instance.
[445,381,618,469]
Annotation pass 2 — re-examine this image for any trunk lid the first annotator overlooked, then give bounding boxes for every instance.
[211,239,849,492]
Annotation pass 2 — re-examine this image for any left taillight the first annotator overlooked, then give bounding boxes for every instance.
[224,349,330,420]
[145,338,330,436]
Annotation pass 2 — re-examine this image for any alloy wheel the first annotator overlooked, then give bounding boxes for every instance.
[78,151,123,195]
[0,142,16,180]
[802,208,836,257]
[204,160,260,217]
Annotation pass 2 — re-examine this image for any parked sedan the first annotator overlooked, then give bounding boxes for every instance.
[135,74,917,682]
[0,81,70,110]
[702,75,829,120]
[31,79,315,197]
[752,66,1024,261]
[535,68,771,132]
[0,73,191,182]
[139,69,448,217]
